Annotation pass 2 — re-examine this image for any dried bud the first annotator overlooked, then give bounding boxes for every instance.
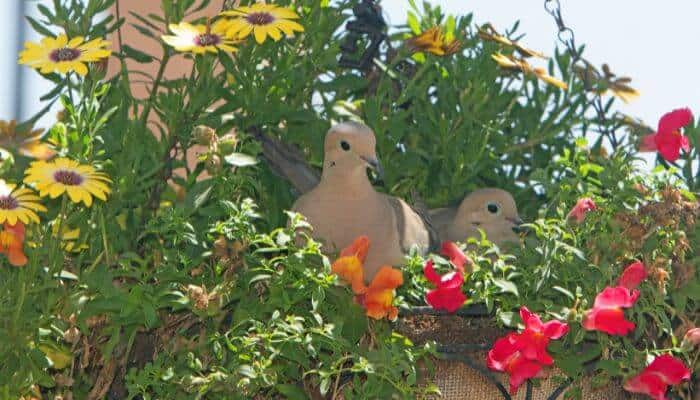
[632,183,650,196]
[190,265,204,277]
[205,153,222,174]
[186,284,210,311]
[63,327,81,344]
[193,125,217,146]
[213,236,230,258]
[86,314,107,328]
[56,110,67,122]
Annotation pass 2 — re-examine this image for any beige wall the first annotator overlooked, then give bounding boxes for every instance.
[106,0,226,181]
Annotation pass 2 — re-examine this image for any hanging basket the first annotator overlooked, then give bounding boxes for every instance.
[397,308,642,400]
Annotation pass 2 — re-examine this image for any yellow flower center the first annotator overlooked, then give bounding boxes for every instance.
[50,47,81,62]
[0,196,18,210]
[246,12,275,25]
[195,33,221,47]
[54,170,83,186]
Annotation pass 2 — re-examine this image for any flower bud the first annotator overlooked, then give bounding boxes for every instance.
[217,132,238,155]
[205,153,222,174]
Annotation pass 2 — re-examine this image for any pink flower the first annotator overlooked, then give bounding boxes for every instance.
[683,327,700,348]
[640,108,693,162]
[440,241,470,273]
[618,261,647,290]
[486,333,543,394]
[582,286,639,336]
[623,354,691,400]
[567,197,597,223]
[516,307,569,365]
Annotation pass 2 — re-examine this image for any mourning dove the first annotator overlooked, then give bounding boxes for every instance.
[292,122,437,281]
[430,188,523,246]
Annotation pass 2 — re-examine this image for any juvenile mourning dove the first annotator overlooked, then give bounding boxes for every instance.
[292,122,437,281]
[430,188,523,246]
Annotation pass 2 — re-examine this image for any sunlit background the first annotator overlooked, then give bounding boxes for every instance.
[2,0,699,139]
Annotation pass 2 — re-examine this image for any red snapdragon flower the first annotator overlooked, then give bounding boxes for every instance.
[582,286,639,336]
[618,261,647,290]
[0,222,27,267]
[486,307,568,394]
[516,307,569,365]
[623,354,691,400]
[486,333,543,394]
[423,242,470,313]
[640,108,694,162]
[567,197,597,223]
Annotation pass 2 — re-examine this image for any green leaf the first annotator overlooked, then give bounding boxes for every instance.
[407,11,420,34]
[276,384,307,400]
[25,16,56,38]
[493,279,519,296]
[121,44,154,63]
[225,152,258,167]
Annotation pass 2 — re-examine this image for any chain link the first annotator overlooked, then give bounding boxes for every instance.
[543,0,619,148]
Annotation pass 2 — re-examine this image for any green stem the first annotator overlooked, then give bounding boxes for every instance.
[49,195,69,273]
[139,50,171,126]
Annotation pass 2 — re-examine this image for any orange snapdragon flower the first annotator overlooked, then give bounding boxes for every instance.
[0,222,27,266]
[331,236,403,320]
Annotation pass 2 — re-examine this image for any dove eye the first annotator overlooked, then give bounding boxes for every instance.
[340,140,351,151]
[486,202,500,215]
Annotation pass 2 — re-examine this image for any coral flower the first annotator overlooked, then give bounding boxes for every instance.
[162,21,239,54]
[623,354,691,400]
[407,26,461,56]
[582,286,639,336]
[0,120,55,160]
[486,333,543,394]
[220,3,304,44]
[24,158,111,207]
[567,197,597,223]
[18,33,111,76]
[0,180,46,225]
[357,266,403,320]
[618,261,647,290]
[0,222,27,267]
[440,241,470,273]
[640,108,694,162]
[331,236,369,294]
[516,307,569,365]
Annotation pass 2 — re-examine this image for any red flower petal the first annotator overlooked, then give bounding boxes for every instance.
[423,260,441,286]
[515,329,553,365]
[520,306,543,332]
[441,241,468,273]
[486,333,543,394]
[593,286,639,309]
[542,320,569,340]
[567,197,597,224]
[339,235,370,263]
[618,261,647,290]
[426,286,466,313]
[623,355,691,400]
[582,306,636,336]
[657,108,693,135]
[655,132,684,162]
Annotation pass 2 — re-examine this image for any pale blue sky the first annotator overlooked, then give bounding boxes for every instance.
[2,1,699,134]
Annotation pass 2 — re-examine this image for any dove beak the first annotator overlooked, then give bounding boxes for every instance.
[361,156,385,179]
[508,217,526,234]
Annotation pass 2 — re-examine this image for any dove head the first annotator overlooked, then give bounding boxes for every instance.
[451,188,523,245]
[322,122,383,180]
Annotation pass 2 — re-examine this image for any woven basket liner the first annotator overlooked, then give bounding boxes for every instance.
[397,314,644,400]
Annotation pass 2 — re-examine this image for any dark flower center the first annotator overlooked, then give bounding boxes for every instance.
[54,170,83,186]
[0,196,18,210]
[195,33,221,46]
[246,12,275,25]
[49,47,81,62]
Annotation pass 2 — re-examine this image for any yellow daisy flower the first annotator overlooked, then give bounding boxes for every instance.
[407,26,461,56]
[220,3,304,44]
[0,120,55,160]
[492,52,568,90]
[18,34,111,76]
[162,21,239,54]
[24,158,111,207]
[0,180,46,225]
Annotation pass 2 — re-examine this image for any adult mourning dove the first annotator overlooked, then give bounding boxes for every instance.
[292,122,437,281]
[430,188,523,246]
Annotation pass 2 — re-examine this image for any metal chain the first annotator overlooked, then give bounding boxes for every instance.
[543,0,620,149]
